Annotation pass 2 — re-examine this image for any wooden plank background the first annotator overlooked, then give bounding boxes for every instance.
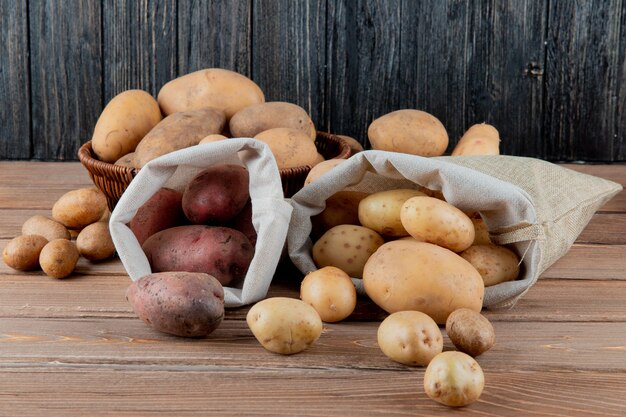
[1,0,626,161]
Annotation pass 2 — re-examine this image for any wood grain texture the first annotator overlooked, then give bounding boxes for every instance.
[178,0,252,76]
[0,0,30,160]
[252,0,327,128]
[29,0,102,160]
[103,0,177,101]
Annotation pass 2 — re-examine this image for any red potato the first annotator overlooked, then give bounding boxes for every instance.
[142,225,254,286]
[130,188,187,245]
[126,271,224,337]
[183,164,250,224]
[229,200,257,247]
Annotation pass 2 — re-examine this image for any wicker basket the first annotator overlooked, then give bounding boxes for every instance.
[78,131,351,210]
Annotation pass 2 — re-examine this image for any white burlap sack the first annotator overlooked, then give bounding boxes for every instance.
[109,138,293,307]
[288,151,622,309]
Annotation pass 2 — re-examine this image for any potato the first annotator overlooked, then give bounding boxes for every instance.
[246,297,323,355]
[460,244,520,287]
[99,209,111,223]
[230,200,257,247]
[22,215,70,241]
[363,240,484,324]
[471,217,491,245]
[229,101,316,141]
[198,134,228,144]
[452,123,500,156]
[358,189,427,237]
[368,109,448,156]
[423,351,485,407]
[2,235,48,271]
[130,188,187,245]
[126,271,224,337]
[91,90,162,163]
[39,239,79,279]
[313,153,325,165]
[254,128,319,169]
[312,225,384,278]
[377,311,443,366]
[311,191,369,238]
[400,196,474,252]
[304,159,345,185]
[446,308,495,357]
[182,164,249,224]
[76,222,115,261]
[337,134,364,154]
[134,108,226,169]
[300,266,356,322]
[157,68,265,119]
[142,225,254,286]
[52,188,107,229]
[114,152,136,168]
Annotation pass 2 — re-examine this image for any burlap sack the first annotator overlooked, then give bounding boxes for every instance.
[109,138,293,308]
[288,151,622,309]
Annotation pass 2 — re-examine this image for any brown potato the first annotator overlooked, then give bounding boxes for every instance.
[304,159,345,185]
[114,152,136,168]
[471,217,491,245]
[134,108,226,169]
[76,222,116,261]
[126,272,224,337]
[229,101,316,141]
[446,308,495,357]
[39,239,79,279]
[358,189,427,237]
[198,134,228,144]
[337,134,364,154]
[300,266,356,322]
[157,68,265,119]
[130,188,187,246]
[2,235,48,271]
[460,244,520,287]
[22,215,70,241]
[368,109,448,156]
[424,351,484,407]
[452,123,500,156]
[52,188,107,229]
[311,191,369,238]
[254,128,319,170]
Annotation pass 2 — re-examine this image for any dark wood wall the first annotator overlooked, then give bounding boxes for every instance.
[2,0,626,162]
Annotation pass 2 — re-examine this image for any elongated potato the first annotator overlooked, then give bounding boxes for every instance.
[2,235,48,271]
[254,128,318,169]
[452,123,500,156]
[76,222,116,261]
[358,189,427,237]
[157,68,265,119]
[52,188,107,230]
[22,215,70,241]
[304,159,345,185]
[91,90,162,163]
[230,101,316,141]
[460,244,520,287]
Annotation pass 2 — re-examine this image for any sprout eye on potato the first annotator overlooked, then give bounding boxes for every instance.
[423,351,485,407]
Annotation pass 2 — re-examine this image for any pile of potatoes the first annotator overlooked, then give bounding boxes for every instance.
[2,188,115,278]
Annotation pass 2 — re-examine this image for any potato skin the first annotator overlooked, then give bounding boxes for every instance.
[368,109,448,156]
[460,244,520,287]
[157,68,265,119]
[22,215,70,241]
[337,134,364,154]
[142,225,254,286]
[130,188,187,246]
[359,189,427,237]
[182,164,249,224]
[300,266,356,323]
[229,200,257,247]
[126,271,224,337]
[3,235,48,271]
[446,308,495,357]
[76,222,115,261]
[134,108,226,168]
[246,297,323,355]
[304,159,345,185]
[39,239,79,279]
[452,123,500,156]
[52,188,107,229]
[254,128,319,169]
[424,351,484,407]
[363,240,484,324]
[114,152,136,168]
[311,191,369,238]
[230,101,316,141]
[198,134,228,144]
[91,90,162,163]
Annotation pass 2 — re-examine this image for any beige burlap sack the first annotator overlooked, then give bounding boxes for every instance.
[110,138,293,308]
[288,151,622,309]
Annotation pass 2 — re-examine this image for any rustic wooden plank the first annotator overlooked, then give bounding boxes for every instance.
[576,213,626,244]
[178,0,251,76]
[0,186,94,210]
[252,0,327,130]
[0,367,624,417]
[327,0,402,143]
[0,0,30,160]
[544,1,622,161]
[0,162,92,187]
[103,0,177,101]
[542,244,626,280]
[29,0,102,160]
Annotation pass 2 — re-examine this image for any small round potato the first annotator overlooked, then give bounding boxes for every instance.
[377,311,443,366]
[304,159,345,185]
[424,351,485,407]
[76,222,116,261]
[358,189,427,237]
[198,134,228,144]
[446,308,495,357]
[400,196,475,252]
[2,235,48,271]
[39,239,79,279]
[337,134,364,154]
[368,109,448,156]
[460,244,520,287]
[254,128,319,169]
[52,188,108,230]
[311,191,369,238]
[246,297,323,355]
[300,266,357,322]
[312,225,384,278]
[22,215,70,241]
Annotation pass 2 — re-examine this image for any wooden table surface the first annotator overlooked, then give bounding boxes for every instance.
[1,161,625,417]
